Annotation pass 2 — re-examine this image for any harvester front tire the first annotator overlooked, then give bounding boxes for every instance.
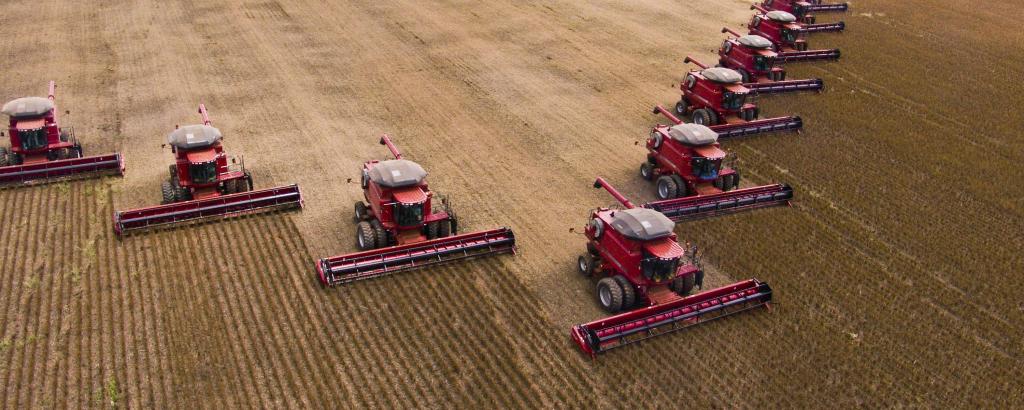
[426,221,440,239]
[671,175,687,197]
[670,274,696,296]
[656,176,678,200]
[578,254,596,276]
[613,275,635,310]
[174,186,192,202]
[640,162,655,181]
[692,109,717,126]
[370,220,388,248]
[0,148,9,166]
[438,219,452,238]
[161,181,176,204]
[737,68,751,83]
[596,277,624,313]
[356,221,377,251]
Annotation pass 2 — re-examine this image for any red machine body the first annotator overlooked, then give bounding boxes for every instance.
[316,135,516,287]
[162,104,252,202]
[748,6,843,62]
[670,59,803,139]
[112,104,303,235]
[639,117,794,219]
[572,178,773,356]
[718,28,824,94]
[760,0,849,24]
[579,178,702,314]
[641,122,741,199]
[0,81,124,186]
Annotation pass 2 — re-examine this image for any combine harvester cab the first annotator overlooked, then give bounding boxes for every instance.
[760,0,849,25]
[571,178,772,356]
[0,81,124,187]
[667,58,803,140]
[112,104,303,235]
[718,28,824,95]
[748,7,842,63]
[639,120,794,220]
[316,134,516,287]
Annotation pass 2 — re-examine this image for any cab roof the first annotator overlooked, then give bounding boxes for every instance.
[2,97,54,118]
[738,35,773,49]
[766,10,798,23]
[701,67,743,84]
[608,208,675,241]
[667,123,718,146]
[368,159,427,188]
[167,124,223,150]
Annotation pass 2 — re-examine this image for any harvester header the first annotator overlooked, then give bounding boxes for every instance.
[113,104,303,235]
[316,134,516,287]
[572,178,774,356]
[0,81,124,187]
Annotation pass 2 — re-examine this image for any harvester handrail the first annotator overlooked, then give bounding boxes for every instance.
[198,103,212,126]
[593,177,635,209]
[379,134,403,159]
[683,55,708,69]
[48,81,56,101]
[721,27,742,37]
[652,105,683,125]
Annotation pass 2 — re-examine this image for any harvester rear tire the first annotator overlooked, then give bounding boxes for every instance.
[161,181,176,204]
[578,254,596,277]
[671,175,687,197]
[353,202,368,221]
[356,221,377,251]
[613,275,636,310]
[438,219,451,238]
[596,277,624,313]
[370,220,388,248]
[670,274,696,296]
[691,109,717,126]
[656,176,678,200]
[640,162,655,181]
[675,99,689,116]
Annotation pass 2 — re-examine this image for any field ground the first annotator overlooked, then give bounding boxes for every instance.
[1,0,1022,407]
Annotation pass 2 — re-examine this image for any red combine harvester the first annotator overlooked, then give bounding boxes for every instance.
[112,104,302,235]
[0,81,124,187]
[673,57,802,139]
[571,178,772,356]
[316,135,515,287]
[718,28,824,95]
[760,0,848,24]
[639,120,793,220]
[748,6,842,63]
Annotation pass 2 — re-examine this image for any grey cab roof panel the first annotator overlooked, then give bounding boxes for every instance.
[2,97,54,118]
[701,67,743,84]
[167,124,223,150]
[368,159,428,188]
[766,11,797,23]
[667,123,718,146]
[608,208,675,241]
[738,35,774,49]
